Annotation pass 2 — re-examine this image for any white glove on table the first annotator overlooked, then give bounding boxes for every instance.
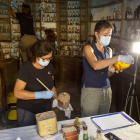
[118,55,134,64]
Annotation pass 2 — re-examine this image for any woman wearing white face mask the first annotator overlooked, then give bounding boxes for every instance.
[81,20,134,117]
[14,40,57,127]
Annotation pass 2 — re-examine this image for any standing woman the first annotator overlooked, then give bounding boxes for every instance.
[45,29,57,65]
[14,40,57,127]
[81,20,134,117]
[10,3,40,62]
[45,29,57,49]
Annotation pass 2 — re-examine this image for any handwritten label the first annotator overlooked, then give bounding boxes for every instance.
[73,46,76,49]
[72,40,75,43]
[72,24,76,28]
[12,47,15,50]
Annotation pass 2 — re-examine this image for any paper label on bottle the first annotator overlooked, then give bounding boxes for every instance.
[12,40,15,43]
[73,46,76,49]
[73,24,76,28]
[73,33,76,36]
[72,40,75,43]
[11,52,14,56]
[11,23,13,26]
[12,47,15,50]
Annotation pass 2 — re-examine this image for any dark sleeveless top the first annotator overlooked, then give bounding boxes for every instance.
[82,41,110,88]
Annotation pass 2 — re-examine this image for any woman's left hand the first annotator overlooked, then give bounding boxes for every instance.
[12,3,18,8]
[35,33,41,40]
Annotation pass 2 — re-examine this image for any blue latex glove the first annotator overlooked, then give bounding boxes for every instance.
[35,90,54,99]
[35,33,41,40]
[12,3,18,8]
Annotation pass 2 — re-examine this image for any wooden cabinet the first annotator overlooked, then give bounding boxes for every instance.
[0,59,20,107]
[54,55,83,92]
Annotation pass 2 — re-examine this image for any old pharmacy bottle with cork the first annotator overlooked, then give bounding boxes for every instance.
[94,130,103,140]
[83,125,89,140]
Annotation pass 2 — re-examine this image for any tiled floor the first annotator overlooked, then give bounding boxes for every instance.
[0,88,81,130]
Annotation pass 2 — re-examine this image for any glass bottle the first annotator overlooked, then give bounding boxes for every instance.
[37,15,40,20]
[53,14,56,21]
[116,7,120,19]
[90,14,93,21]
[129,8,132,18]
[62,27,65,32]
[83,125,88,140]
[52,4,54,12]
[75,3,78,8]
[70,19,72,25]
[68,27,71,33]
[76,11,78,16]
[113,8,117,19]
[73,11,75,16]
[125,7,130,18]
[82,11,85,17]
[47,14,50,21]
[94,130,103,140]
[76,19,79,25]
[42,14,46,21]
[73,19,76,24]
[68,3,71,9]
[69,11,72,16]
[51,16,53,21]
[72,3,74,8]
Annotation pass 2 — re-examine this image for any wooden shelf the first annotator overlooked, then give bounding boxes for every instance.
[89,19,121,22]
[68,16,80,17]
[0,22,9,24]
[0,13,9,15]
[123,18,140,21]
[0,40,11,42]
[0,17,9,19]
[44,12,57,13]
[0,32,10,33]
[43,21,57,22]
[121,37,135,42]
[0,3,7,6]
[68,24,80,26]
[88,0,122,8]
[68,8,80,10]
[112,35,120,39]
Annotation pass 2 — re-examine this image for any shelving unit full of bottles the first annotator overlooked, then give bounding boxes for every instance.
[58,0,87,56]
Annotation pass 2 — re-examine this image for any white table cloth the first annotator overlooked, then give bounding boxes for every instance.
[0,112,140,140]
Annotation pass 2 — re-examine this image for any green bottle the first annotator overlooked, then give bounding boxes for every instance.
[83,125,88,140]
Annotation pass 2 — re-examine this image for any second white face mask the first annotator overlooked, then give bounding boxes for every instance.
[99,36,111,46]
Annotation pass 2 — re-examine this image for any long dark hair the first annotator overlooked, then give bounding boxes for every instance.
[22,4,31,16]
[93,20,113,43]
[28,40,54,62]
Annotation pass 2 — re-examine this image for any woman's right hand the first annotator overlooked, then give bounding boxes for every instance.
[35,90,54,99]
[118,55,134,64]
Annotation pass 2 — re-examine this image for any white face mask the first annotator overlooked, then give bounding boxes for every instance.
[99,35,111,46]
[37,58,50,66]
